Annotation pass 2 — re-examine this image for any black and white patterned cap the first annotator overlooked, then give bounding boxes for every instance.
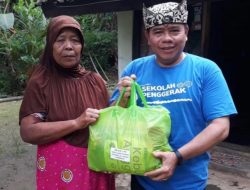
[143,0,188,29]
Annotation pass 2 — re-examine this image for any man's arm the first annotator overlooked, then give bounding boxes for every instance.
[144,116,230,181]
[178,116,229,160]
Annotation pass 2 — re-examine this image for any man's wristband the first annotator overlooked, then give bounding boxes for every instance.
[174,150,183,165]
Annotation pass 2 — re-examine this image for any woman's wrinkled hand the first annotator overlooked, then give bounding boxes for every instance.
[75,108,100,129]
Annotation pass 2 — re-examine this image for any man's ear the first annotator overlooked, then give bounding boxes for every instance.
[184,24,189,36]
[144,30,150,45]
[144,30,149,40]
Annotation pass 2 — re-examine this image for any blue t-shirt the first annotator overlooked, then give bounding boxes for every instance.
[110,53,237,190]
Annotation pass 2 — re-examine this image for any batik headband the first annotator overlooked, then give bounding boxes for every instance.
[143,0,188,29]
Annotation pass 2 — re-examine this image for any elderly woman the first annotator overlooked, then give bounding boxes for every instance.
[19,15,115,190]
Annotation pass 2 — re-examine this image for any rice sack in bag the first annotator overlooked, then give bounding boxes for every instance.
[88,81,172,175]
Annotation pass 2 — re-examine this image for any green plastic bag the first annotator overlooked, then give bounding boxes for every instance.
[88,81,172,175]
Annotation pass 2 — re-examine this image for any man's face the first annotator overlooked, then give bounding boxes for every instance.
[146,24,188,67]
[53,28,82,68]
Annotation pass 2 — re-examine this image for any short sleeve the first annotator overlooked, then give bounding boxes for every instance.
[202,64,237,121]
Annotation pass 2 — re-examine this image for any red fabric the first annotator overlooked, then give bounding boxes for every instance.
[37,140,115,190]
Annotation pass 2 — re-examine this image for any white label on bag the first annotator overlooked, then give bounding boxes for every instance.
[110,147,130,162]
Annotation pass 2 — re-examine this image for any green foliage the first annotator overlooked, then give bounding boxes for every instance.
[0,0,47,95]
[0,0,10,13]
[76,13,117,70]
[0,2,117,96]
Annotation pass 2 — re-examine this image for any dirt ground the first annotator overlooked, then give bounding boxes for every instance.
[1,133,250,190]
[1,100,250,190]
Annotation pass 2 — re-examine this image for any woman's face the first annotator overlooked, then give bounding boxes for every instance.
[53,28,82,68]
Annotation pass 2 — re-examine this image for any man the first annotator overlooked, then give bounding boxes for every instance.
[110,0,237,189]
